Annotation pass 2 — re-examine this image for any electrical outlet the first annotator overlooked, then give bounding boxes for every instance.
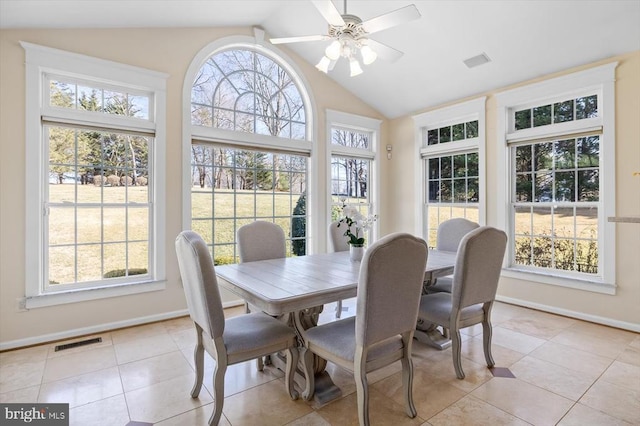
[16,297,27,312]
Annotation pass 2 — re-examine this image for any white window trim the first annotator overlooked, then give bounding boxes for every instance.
[326,109,381,252]
[495,62,617,293]
[412,97,487,237]
[22,42,168,308]
[181,34,318,251]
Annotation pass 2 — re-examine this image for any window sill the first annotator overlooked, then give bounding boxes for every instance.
[24,280,166,309]
[502,268,616,295]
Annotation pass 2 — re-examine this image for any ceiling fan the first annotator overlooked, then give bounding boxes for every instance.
[269,0,421,76]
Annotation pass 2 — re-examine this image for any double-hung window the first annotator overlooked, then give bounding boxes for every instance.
[413,98,486,247]
[185,39,312,263]
[327,110,380,246]
[496,63,617,293]
[23,42,168,307]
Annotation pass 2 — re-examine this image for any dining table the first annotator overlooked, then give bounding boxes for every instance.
[215,249,457,403]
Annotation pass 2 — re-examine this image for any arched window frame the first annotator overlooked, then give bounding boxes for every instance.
[181,34,318,254]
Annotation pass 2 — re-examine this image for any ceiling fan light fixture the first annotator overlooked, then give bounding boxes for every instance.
[325,40,342,60]
[349,58,363,77]
[360,45,377,65]
[316,55,331,73]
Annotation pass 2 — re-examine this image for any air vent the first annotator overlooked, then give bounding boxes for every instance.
[463,52,491,68]
[54,337,102,352]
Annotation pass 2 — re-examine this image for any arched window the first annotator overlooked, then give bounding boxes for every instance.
[184,37,313,264]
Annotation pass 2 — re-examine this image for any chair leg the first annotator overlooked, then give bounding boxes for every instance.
[354,348,369,426]
[482,319,495,368]
[335,299,343,319]
[452,329,465,379]
[256,356,264,371]
[284,347,299,400]
[191,327,205,398]
[401,350,417,418]
[301,347,315,401]
[209,360,227,426]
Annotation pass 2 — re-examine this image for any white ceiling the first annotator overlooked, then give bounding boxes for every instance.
[2,0,639,118]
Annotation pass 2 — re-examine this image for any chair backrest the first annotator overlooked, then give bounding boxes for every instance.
[451,226,507,310]
[237,221,286,262]
[356,233,428,347]
[329,221,350,252]
[436,218,480,252]
[175,231,225,340]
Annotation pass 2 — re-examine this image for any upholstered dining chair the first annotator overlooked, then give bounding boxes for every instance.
[428,218,479,294]
[329,220,351,318]
[297,233,428,426]
[237,220,287,370]
[417,226,507,379]
[175,231,299,425]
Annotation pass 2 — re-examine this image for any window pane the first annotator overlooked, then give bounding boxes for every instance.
[439,126,451,143]
[534,142,553,171]
[452,123,465,141]
[555,171,575,202]
[534,172,553,202]
[440,157,452,178]
[428,158,440,179]
[577,136,599,167]
[554,207,575,239]
[467,153,479,177]
[465,120,479,138]
[427,129,438,145]
[515,173,533,201]
[554,100,574,123]
[453,154,466,177]
[555,139,575,169]
[515,145,532,173]
[576,95,598,119]
[515,109,531,130]
[453,179,466,202]
[578,170,599,201]
[439,180,452,202]
[533,104,552,127]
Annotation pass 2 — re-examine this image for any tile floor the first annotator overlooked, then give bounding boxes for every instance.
[1,301,639,425]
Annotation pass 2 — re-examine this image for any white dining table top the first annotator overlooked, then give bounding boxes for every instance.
[215,249,456,316]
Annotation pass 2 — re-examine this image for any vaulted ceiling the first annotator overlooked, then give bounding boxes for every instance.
[2,0,639,118]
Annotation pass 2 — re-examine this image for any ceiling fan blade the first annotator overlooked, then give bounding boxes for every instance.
[367,39,404,63]
[269,35,330,44]
[311,0,346,26]
[361,4,421,34]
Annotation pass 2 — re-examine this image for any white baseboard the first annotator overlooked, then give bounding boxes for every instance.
[0,309,189,351]
[496,295,640,333]
[2,300,247,351]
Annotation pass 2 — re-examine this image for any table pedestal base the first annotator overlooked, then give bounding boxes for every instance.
[415,320,452,350]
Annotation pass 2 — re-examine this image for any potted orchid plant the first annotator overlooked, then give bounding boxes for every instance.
[338,204,377,261]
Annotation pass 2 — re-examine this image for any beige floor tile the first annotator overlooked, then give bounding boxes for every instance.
[599,360,640,392]
[471,377,574,425]
[0,385,40,403]
[45,333,113,359]
[490,303,533,324]
[491,327,547,354]
[529,341,612,378]
[161,315,194,334]
[617,344,640,367]
[203,358,285,397]
[428,395,530,426]
[460,323,483,337]
[461,336,526,371]
[42,346,116,383]
[285,411,332,425]
[551,328,629,359]
[579,380,640,424]
[69,394,130,426]
[114,332,178,364]
[223,379,313,426]
[38,366,122,408]
[110,321,169,345]
[0,360,45,393]
[568,322,638,345]
[0,345,49,365]
[169,327,196,349]
[510,355,597,401]
[125,373,213,423]
[316,387,424,426]
[155,405,232,426]
[412,352,493,393]
[223,305,249,319]
[630,336,640,349]
[373,368,467,420]
[119,350,194,392]
[498,311,576,340]
[557,402,634,426]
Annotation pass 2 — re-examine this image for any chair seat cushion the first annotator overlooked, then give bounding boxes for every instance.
[418,293,484,326]
[305,317,403,363]
[224,312,295,355]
